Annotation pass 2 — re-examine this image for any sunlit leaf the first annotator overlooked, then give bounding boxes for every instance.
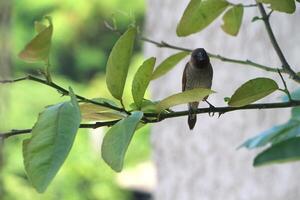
[228,78,278,107]
[106,27,136,100]
[257,0,296,13]
[132,57,156,108]
[254,138,300,167]
[221,4,244,36]
[176,0,229,36]
[156,88,215,111]
[34,21,48,33]
[152,52,189,80]
[23,88,81,193]
[101,111,143,172]
[80,98,124,121]
[19,17,53,62]
[130,99,161,113]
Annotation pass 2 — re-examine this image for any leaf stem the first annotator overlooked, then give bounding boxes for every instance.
[277,69,293,101]
[141,37,283,74]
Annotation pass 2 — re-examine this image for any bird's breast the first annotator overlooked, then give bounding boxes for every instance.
[185,65,213,90]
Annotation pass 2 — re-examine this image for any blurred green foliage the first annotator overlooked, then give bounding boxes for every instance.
[2,76,151,200]
[2,0,151,199]
[12,0,144,81]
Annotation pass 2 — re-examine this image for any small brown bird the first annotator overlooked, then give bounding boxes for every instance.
[182,48,213,130]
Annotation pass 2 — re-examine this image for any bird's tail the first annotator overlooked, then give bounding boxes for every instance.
[188,113,197,130]
[187,102,199,130]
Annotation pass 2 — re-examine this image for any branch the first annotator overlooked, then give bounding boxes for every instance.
[0,120,120,139]
[144,100,300,121]
[257,3,300,83]
[3,100,300,138]
[141,37,284,73]
[0,75,127,113]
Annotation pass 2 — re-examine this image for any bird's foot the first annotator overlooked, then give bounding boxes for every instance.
[205,100,215,117]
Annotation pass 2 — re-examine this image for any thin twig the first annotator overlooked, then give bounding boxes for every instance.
[0,75,125,113]
[104,22,281,74]
[257,3,300,83]
[141,37,284,73]
[277,69,293,101]
[0,120,120,139]
[144,100,300,121]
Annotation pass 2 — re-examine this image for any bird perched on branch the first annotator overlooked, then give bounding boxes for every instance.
[182,48,213,130]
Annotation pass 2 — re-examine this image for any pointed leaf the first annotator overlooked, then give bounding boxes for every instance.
[19,17,53,62]
[101,111,143,172]
[152,52,189,80]
[254,138,300,167]
[257,0,296,14]
[35,21,48,33]
[177,0,229,37]
[79,98,119,113]
[106,27,136,100]
[132,57,156,108]
[239,121,300,149]
[80,98,124,121]
[156,88,215,111]
[228,77,278,107]
[23,88,81,193]
[221,5,244,36]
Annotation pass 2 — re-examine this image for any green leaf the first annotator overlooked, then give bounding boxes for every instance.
[35,21,48,33]
[130,99,162,113]
[106,27,136,100]
[251,16,261,22]
[239,121,300,149]
[228,77,278,107]
[23,88,81,193]
[152,52,189,80]
[101,111,143,172]
[80,107,125,121]
[239,106,300,150]
[80,98,124,121]
[176,0,229,37]
[132,57,156,108]
[254,138,300,167]
[224,97,231,102]
[221,4,244,36]
[19,17,53,62]
[156,88,215,111]
[257,0,296,14]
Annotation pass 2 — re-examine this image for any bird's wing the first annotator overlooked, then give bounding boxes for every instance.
[182,63,188,92]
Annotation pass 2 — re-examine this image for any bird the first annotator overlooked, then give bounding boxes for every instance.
[182,48,213,130]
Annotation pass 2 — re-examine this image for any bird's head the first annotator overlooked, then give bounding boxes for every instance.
[191,48,210,68]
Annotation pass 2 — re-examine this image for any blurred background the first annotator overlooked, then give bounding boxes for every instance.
[0,0,154,199]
